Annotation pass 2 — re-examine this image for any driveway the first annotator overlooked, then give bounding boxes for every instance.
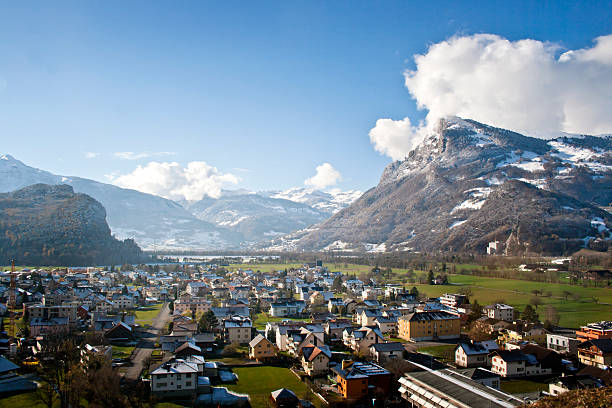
[124,302,171,380]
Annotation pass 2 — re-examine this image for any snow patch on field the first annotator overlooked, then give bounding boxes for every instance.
[365,243,387,253]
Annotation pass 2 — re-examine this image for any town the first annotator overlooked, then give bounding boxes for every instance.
[0,258,610,407]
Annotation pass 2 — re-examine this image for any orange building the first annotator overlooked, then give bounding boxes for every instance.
[332,360,392,399]
[576,321,612,342]
[398,311,461,341]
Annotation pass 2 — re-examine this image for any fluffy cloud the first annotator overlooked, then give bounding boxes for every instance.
[111,161,239,201]
[84,152,99,159]
[370,33,612,160]
[304,163,342,189]
[114,151,176,160]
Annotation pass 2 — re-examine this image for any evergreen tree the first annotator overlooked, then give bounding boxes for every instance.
[332,275,343,293]
[198,310,218,332]
[427,270,435,285]
[522,304,540,323]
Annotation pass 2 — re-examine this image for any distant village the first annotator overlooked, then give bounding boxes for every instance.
[0,260,611,407]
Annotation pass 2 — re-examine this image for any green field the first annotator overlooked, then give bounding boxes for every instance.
[134,302,164,326]
[500,379,549,394]
[253,312,310,330]
[112,344,136,359]
[416,345,457,362]
[0,391,48,408]
[226,366,321,408]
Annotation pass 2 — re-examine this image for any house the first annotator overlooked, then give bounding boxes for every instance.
[547,332,581,355]
[104,322,135,342]
[332,360,392,400]
[397,311,460,341]
[174,341,202,358]
[576,321,612,342]
[150,360,200,398]
[301,345,331,376]
[323,319,353,340]
[375,316,398,335]
[269,388,300,408]
[29,317,71,336]
[223,316,252,344]
[439,293,468,309]
[455,342,493,368]
[484,304,514,322]
[398,368,522,408]
[548,374,603,396]
[499,323,548,345]
[356,309,381,327]
[111,294,135,310]
[343,326,383,354]
[287,329,324,356]
[174,296,211,315]
[489,350,551,377]
[269,301,305,317]
[328,298,345,313]
[369,342,404,363]
[249,334,277,361]
[577,339,612,369]
[521,344,564,373]
[451,367,501,389]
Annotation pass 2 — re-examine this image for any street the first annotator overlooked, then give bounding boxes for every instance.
[124,302,171,380]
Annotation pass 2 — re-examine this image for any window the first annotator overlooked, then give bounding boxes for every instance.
[186,381,191,386]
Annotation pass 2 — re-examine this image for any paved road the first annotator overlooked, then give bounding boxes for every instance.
[124,303,171,380]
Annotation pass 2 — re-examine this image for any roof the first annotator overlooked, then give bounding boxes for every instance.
[151,360,199,375]
[301,345,331,361]
[491,350,529,363]
[0,356,19,374]
[370,342,405,352]
[270,388,298,400]
[402,311,459,321]
[332,361,391,380]
[399,369,523,408]
[249,334,270,348]
[452,367,500,381]
[578,339,612,353]
[457,342,489,355]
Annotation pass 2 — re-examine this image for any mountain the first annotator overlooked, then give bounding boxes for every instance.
[0,154,242,250]
[0,184,143,266]
[184,192,329,242]
[260,187,363,214]
[277,117,612,255]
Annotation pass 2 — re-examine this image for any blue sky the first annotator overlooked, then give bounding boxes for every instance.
[1,1,610,196]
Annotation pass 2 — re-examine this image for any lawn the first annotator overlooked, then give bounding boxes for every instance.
[500,379,549,394]
[0,391,48,408]
[227,366,321,408]
[134,302,164,326]
[416,345,457,362]
[112,344,136,359]
[253,312,310,330]
[407,275,612,328]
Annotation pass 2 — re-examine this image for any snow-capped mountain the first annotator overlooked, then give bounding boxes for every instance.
[184,192,329,242]
[274,117,612,255]
[260,187,363,214]
[0,154,242,250]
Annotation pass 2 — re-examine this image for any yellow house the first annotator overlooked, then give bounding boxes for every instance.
[248,334,277,361]
[498,326,547,346]
[397,311,460,341]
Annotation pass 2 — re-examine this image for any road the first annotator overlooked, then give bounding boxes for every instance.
[124,302,171,380]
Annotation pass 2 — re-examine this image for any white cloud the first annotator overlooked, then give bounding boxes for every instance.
[304,163,342,189]
[370,33,612,159]
[84,152,99,159]
[111,161,239,201]
[114,151,176,160]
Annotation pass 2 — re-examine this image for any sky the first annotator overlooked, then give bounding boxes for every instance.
[0,1,611,201]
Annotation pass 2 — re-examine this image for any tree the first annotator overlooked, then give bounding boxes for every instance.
[198,310,218,332]
[332,275,343,293]
[467,300,483,325]
[530,296,543,310]
[544,305,560,327]
[427,270,435,285]
[562,290,572,301]
[409,286,419,297]
[468,321,493,342]
[522,304,539,323]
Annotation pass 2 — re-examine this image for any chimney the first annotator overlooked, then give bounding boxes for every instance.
[342,359,353,370]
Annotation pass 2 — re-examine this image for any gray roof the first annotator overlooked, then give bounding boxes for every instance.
[0,356,19,374]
